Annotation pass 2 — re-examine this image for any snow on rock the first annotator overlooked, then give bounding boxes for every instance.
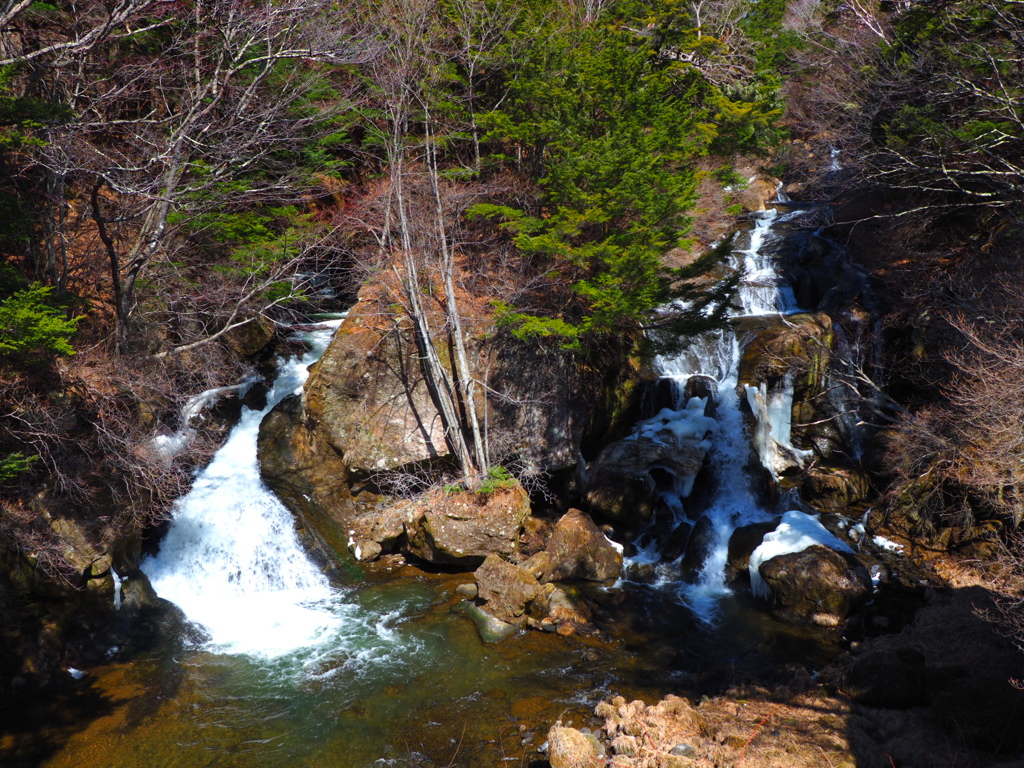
[749,510,853,599]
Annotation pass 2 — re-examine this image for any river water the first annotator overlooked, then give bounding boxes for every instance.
[6,203,842,768]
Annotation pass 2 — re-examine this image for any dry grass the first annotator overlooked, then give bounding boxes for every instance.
[584,691,858,768]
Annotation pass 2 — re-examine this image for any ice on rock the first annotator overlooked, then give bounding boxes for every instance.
[749,510,853,599]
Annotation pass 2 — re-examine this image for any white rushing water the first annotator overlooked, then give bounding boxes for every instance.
[142,319,404,661]
[642,206,808,621]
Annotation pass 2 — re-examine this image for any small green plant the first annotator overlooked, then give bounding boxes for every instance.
[0,283,81,361]
[725,203,745,216]
[442,482,465,494]
[478,465,516,495]
[0,452,36,483]
[714,165,748,188]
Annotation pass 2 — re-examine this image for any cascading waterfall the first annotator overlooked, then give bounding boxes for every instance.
[638,206,807,621]
[143,320,411,664]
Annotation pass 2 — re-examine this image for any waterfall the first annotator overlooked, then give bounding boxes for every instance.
[142,319,383,660]
[640,206,808,621]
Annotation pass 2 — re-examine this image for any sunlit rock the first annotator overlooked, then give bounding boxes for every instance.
[404,485,531,567]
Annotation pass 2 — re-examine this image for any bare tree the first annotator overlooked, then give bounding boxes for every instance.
[3,0,371,351]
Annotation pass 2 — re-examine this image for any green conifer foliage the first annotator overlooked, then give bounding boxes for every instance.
[0,284,80,362]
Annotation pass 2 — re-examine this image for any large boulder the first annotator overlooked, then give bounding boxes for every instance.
[403,485,531,567]
[258,279,642,568]
[583,398,715,526]
[758,545,872,626]
[522,509,622,583]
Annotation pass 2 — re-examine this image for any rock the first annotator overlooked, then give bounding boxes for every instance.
[843,648,926,708]
[222,315,275,357]
[535,585,593,631]
[680,516,717,583]
[802,467,871,511]
[736,312,854,468]
[404,485,531,567]
[737,313,833,396]
[734,178,779,212]
[352,540,382,562]
[461,602,519,644]
[547,726,602,768]
[660,520,693,562]
[623,561,656,583]
[258,393,357,566]
[475,554,540,624]
[297,284,639,478]
[530,509,622,583]
[670,743,696,757]
[584,398,715,526]
[455,582,478,599]
[683,375,717,410]
[118,569,162,615]
[758,545,872,626]
[726,520,779,577]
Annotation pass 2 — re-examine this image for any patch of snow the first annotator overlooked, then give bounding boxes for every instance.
[67,667,85,680]
[872,535,904,553]
[749,510,853,599]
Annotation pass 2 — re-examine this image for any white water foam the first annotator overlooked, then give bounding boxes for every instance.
[142,320,380,659]
[634,205,810,621]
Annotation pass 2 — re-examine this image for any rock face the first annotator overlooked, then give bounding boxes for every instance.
[403,486,531,567]
[522,509,622,583]
[257,393,356,566]
[801,467,871,510]
[583,398,715,527]
[758,545,872,626]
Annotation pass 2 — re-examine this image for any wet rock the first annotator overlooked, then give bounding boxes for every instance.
[758,545,872,626]
[526,509,622,583]
[584,398,715,527]
[404,485,531,567]
[118,569,161,615]
[843,648,926,708]
[455,582,478,599]
[531,584,593,634]
[623,561,656,583]
[802,466,871,511]
[726,520,780,578]
[680,516,717,583]
[683,376,717,418]
[660,520,693,562]
[475,554,540,624]
[547,726,603,768]
[258,393,357,566]
[461,602,519,644]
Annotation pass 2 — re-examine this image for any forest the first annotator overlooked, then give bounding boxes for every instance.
[2,0,1024,766]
